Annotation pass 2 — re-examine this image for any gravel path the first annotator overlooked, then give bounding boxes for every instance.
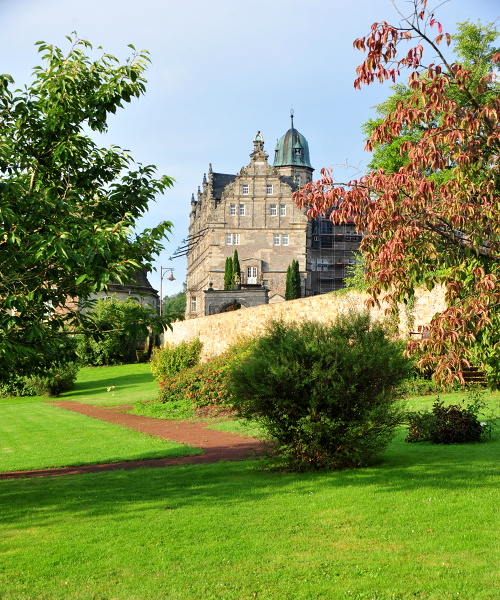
[0,401,268,480]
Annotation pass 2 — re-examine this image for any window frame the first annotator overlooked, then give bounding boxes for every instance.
[239,204,245,216]
[225,233,232,245]
[242,184,249,195]
[229,204,236,216]
[281,234,289,246]
[233,233,240,245]
[280,204,286,216]
[266,184,273,195]
[269,204,277,217]
[273,233,280,246]
[190,296,197,312]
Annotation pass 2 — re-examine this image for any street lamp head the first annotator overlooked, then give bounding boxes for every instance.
[168,270,175,282]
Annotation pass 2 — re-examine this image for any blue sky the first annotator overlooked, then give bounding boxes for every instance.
[1,0,498,296]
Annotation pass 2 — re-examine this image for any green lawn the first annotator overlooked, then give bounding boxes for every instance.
[0,399,200,472]
[2,365,500,598]
[62,363,159,406]
[1,430,500,600]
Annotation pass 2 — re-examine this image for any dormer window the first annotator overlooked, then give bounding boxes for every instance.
[294,148,301,157]
[242,184,249,195]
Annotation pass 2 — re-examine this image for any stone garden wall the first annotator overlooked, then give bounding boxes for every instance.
[163,287,447,361]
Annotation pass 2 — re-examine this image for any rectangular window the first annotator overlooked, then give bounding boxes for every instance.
[247,266,257,283]
[311,259,317,271]
[239,204,245,216]
[242,184,249,195]
[296,175,301,187]
[280,204,286,216]
[321,236,333,249]
[190,297,197,312]
[233,233,240,245]
[229,204,236,216]
[321,221,333,234]
[273,234,280,246]
[225,233,232,245]
[269,204,277,216]
[266,184,273,195]
[281,234,289,246]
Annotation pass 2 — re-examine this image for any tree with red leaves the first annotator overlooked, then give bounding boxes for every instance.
[294,1,500,388]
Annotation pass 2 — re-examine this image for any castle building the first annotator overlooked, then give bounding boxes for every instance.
[184,118,362,319]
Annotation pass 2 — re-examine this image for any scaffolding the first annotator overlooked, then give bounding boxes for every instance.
[315,215,359,294]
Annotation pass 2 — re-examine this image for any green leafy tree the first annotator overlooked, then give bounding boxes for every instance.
[0,35,175,378]
[362,20,500,175]
[76,297,157,366]
[162,282,187,315]
[285,264,292,300]
[285,260,301,300]
[292,259,301,299]
[224,257,233,290]
[233,249,241,286]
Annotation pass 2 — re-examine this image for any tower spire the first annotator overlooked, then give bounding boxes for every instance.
[290,108,294,130]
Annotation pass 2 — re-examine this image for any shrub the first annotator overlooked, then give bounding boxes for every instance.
[158,340,254,408]
[76,297,154,366]
[0,374,36,398]
[229,313,412,470]
[405,389,492,444]
[25,362,79,397]
[0,336,79,398]
[399,375,438,397]
[150,338,202,382]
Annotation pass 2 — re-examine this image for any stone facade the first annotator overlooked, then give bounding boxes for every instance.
[184,122,362,320]
[164,286,447,361]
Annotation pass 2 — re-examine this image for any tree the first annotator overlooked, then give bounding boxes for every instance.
[294,2,500,388]
[233,249,241,286]
[0,35,174,376]
[77,297,156,365]
[292,259,302,299]
[285,260,302,300]
[162,282,187,315]
[285,264,292,300]
[224,257,233,290]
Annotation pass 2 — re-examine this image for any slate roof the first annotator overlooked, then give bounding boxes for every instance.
[212,173,237,199]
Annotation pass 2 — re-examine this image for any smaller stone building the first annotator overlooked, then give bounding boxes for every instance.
[84,269,160,313]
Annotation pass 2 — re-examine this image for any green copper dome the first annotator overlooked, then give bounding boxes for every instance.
[273,120,312,169]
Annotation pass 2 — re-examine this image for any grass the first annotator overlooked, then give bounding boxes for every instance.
[2,365,500,598]
[0,399,200,472]
[2,430,500,600]
[61,362,159,406]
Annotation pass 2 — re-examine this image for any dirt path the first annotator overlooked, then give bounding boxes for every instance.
[0,401,269,480]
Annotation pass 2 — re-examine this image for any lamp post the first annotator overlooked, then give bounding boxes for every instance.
[159,267,175,316]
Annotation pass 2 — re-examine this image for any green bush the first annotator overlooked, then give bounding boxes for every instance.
[77,297,154,366]
[158,340,254,408]
[25,362,79,397]
[399,375,438,397]
[405,389,492,444]
[150,338,202,382]
[229,313,412,470]
[0,374,36,398]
